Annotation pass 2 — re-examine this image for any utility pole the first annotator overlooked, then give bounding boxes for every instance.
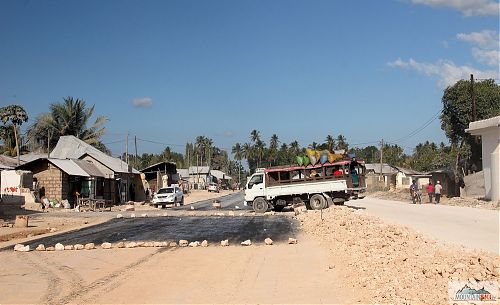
[471,74,476,122]
[125,133,129,165]
[134,135,138,166]
[47,129,51,158]
[379,139,384,183]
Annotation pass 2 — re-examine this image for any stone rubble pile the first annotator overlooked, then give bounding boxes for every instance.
[296,206,499,304]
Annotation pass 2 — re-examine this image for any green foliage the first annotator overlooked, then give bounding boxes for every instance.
[27,97,109,153]
[441,79,500,144]
[0,105,28,163]
[348,145,379,163]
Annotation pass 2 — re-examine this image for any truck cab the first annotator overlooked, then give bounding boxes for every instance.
[244,172,264,202]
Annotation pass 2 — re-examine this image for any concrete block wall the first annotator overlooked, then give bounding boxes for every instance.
[33,163,64,201]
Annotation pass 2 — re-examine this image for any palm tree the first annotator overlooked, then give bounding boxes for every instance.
[250,129,261,143]
[232,143,243,186]
[325,135,335,151]
[0,105,28,165]
[336,134,348,151]
[27,97,108,154]
[268,134,279,166]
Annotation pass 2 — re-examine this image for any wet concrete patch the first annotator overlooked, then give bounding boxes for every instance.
[23,216,298,247]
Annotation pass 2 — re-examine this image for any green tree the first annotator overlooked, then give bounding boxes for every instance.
[335,135,349,151]
[232,143,243,185]
[0,105,28,165]
[268,134,279,166]
[325,135,335,151]
[27,97,108,154]
[441,78,500,173]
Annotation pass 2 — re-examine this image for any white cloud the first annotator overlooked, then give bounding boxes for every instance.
[411,0,499,16]
[456,30,499,49]
[131,97,153,108]
[388,58,498,87]
[472,48,500,67]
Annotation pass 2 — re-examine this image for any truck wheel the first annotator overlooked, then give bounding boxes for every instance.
[310,194,326,210]
[253,198,268,213]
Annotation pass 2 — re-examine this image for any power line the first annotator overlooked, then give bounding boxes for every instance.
[386,110,441,145]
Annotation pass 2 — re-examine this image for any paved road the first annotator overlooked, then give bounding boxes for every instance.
[347,197,500,254]
[173,192,249,211]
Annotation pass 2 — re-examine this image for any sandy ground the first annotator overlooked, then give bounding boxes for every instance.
[297,206,499,304]
[369,188,500,210]
[348,197,500,254]
[0,234,354,304]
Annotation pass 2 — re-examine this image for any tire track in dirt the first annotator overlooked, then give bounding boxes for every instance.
[22,253,63,304]
[58,247,174,304]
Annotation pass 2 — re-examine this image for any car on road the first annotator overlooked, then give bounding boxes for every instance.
[152,186,184,208]
[208,183,220,193]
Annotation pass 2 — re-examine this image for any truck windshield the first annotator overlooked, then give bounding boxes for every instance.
[248,174,263,188]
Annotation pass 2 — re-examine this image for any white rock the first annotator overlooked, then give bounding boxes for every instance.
[220,239,229,247]
[161,242,169,247]
[36,244,45,251]
[201,240,208,247]
[190,206,195,210]
[228,211,235,216]
[116,214,123,219]
[46,246,55,251]
[84,243,95,250]
[55,243,65,251]
[189,241,200,247]
[244,202,248,206]
[136,241,145,247]
[169,242,178,247]
[141,213,148,218]
[288,238,298,244]
[153,242,162,247]
[143,242,154,247]
[64,245,74,250]
[14,244,24,251]
[101,242,112,249]
[163,212,168,216]
[49,228,57,233]
[20,245,30,252]
[115,242,125,248]
[264,238,273,245]
[74,244,84,250]
[235,205,240,209]
[125,242,137,248]
[241,240,252,246]
[179,240,189,247]
[130,213,136,218]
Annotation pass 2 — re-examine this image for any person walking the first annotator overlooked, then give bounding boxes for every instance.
[434,181,442,204]
[426,182,434,203]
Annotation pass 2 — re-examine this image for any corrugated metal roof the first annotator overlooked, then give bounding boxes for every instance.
[49,159,90,177]
[50,136,139,174]
[189,166,210,175]
[72,159,105,177]
[211,170,232,180]
[365,163,399,175]
[177,169,189,179]
[0,155,18,169]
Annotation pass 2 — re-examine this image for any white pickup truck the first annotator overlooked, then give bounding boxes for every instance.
[244,159,366,213]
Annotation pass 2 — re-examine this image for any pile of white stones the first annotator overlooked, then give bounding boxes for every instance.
[14,237,298,252]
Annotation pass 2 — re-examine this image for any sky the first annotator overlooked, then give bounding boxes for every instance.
[1,0,499,158]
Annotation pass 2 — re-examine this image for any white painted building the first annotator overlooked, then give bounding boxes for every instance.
[467,116,500,202]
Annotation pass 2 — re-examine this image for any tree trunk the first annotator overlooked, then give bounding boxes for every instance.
[13,124,20,165]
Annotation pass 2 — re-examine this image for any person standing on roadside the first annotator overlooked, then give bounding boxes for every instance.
[434,181,442,204]
[426,182,434,203]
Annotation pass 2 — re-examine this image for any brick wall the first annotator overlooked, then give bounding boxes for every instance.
[32,161,65,201]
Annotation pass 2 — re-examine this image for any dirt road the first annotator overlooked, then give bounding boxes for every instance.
[348,197,500,254]
[0,234,353,304]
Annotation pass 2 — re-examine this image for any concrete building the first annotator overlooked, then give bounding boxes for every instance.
[466,116,500,201]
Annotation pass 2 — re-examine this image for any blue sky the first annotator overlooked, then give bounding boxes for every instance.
[1,0,498,157]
